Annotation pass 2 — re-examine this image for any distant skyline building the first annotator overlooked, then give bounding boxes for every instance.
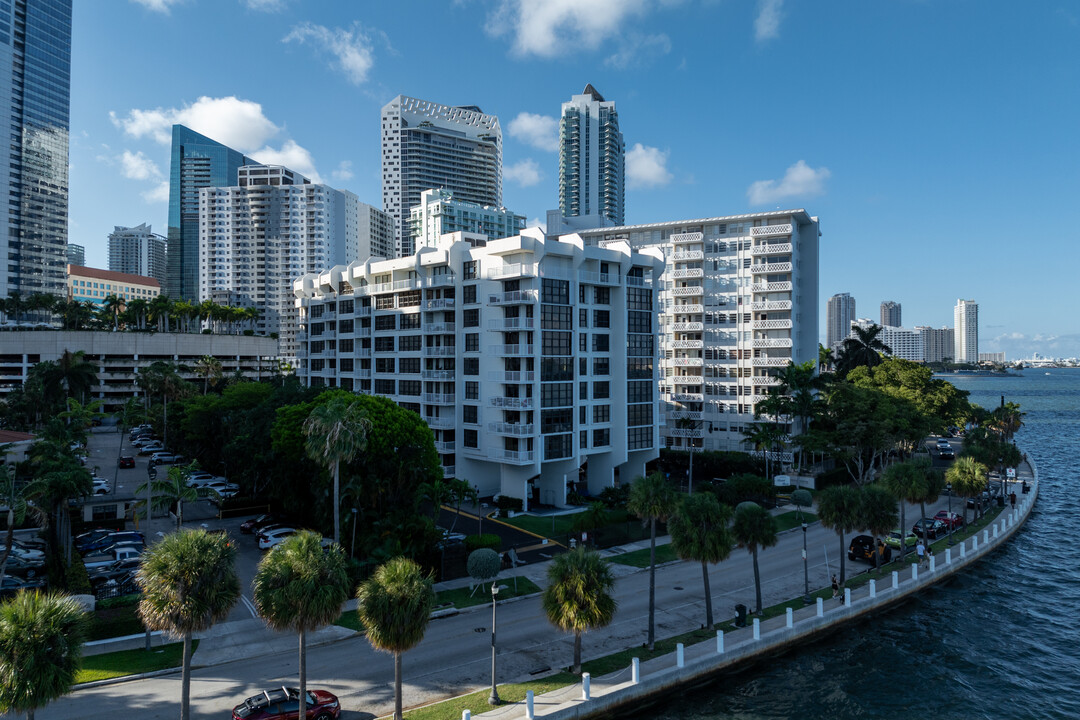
[381,95,502,257]
[853,318,923,362]
[0,0,73,299]
[409,189,524,251]
[954,298,979,363]
[66,243,84,267]
[978,352,1006,363]
[826,293,856,350]
[917,326,955,363]
[67,264,159,305]
[167,124,258,301]
[880,300,901,327]
[108,223,167,286]
[559,84,625,227]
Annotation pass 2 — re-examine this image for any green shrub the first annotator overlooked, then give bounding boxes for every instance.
[598,485,630,508]
[243,329,254,336]
[66,554,92,595]
[97,593,141,610]
[465,533,501,553]
[566,491,588,506]
[495,495,523,513]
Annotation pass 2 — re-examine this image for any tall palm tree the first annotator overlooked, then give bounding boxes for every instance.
[910,456,945,532]
[44,350,97,404]
[0,591,88,720]
[254,532,350,720]
[101,294,124,331]
[112,397,144,489]
[136,465,199,530]
[3,291,25,323]
[542,547,617,674]
[742,422,784,480]
[626,472,676,650]
[835,323,892,377]
[148,294,172,333]
[126,298,150,330]
[880,460,926,561]
[817,485,861,584]
[26,292,56,326]
[137,529,240,720]
[731,502,778,614]
[818,343,834,373]
[303,396,372,544]
[858,485,899,570]
[355,557,435,720]
[193,355,223,395]
[946,456,988,527]
[0,464,45,586]
[57,397,104,443]
[25,449,91,564]
[668,493,733,629]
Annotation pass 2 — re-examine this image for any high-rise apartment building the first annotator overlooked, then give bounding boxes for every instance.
[409,189,524,251]
[826,293,856,350]
[381,96,502,258]
[917,326,955,363]
[577,210,820,455]
[108,223,167,286]
[66,243,84,267]
[0,0,72,298]
[167,124,258,301]
[351,201,394,262]
[954,298,978,363]
[559,84,624,227]
[880,300,901,327]
[852,318,922,362]
[198,165,361,359]
[293,229,663,507]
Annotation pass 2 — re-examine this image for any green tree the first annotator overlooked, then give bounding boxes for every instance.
[356,557,435,720]
[0,591,88,720]
[910,456,945,530]
[835,323,892,377]
[0,464,44,585]
[818,343,834,373]
[136,465,199,530]
[816,485,861,584]
[668,493,733,629]
[25,445,91,564]
[192,355,223,395]
[101,294,124,331]
[57,397,104,443]
[880,460,927,561]
[303,395,372,545]
[626,472,677,650]
[946,456,988,527]
[542,547,617,674]
[741,421,786,480]
[43,350,98,404]
[731,502,778,614]
[253,532,350,720]
[858,485,899,569]
[137,529,240,720]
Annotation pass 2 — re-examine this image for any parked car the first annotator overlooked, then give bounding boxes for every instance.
[0,554,45,579]
[88,557,143,586]
[137,444,165,456]
[204,481,240,500]
[936,438,952,449]
[149,452,183,466]
[78,531,145,555]
[258,527,298,551]
[231,687,341,720]
[118,455,135,469]
[240,514,288,535]
[885,530,919,550]
[91,480,111,495]
[912,518,947,539]
[75,529,119,552]
[848,534,892,564]
[933,510,964,530]
[939,446,955,460]
[83,544,143,570]
[131,436,158,447]
[0,575,47,598]
[7,544,44,563]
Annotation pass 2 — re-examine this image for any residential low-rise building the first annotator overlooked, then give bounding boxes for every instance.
[409,189,524,251]
[67,265,160,305]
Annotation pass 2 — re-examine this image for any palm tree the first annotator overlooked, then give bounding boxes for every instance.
[101,294,124,330]
[57,396,104,442]
[542,547,617,674]
[668,493,733,629]
[355,557,435,720]
[742,422,784,479]
[193,355,223,395]
[835,323,892,377]
[303,396,372,544]
[859,485,899,569]
[3,291,25,323]
[881,460,927,561]
[731,502,778,614]
[137,529,240,720]
[818,343,834,373]
[817,485,861,584]
[0,464,45,586]
[112,397,144,489]
[626,471,676,650]
[25,448,91,564]
[910,456,945,532]
[946,456,988,527]
[0,591,88,720]
[136,465,199,530]
[148,294,172,332]
[43,350,97,403]
[126,298,150,330]
[253,532,350,720]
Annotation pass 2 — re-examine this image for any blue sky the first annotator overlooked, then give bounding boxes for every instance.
[70,0,1080,358]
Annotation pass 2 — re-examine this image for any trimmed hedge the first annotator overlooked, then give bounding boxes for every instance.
[97,593,140,610]
[66,554,92,595]
[465,533,501,553]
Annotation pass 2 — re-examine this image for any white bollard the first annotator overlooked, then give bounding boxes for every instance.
[946,548,952,565]
[844,587,851,607]
[961,541,967,557]
[929,554,936,572]
[912,564,918,581]
[676,643,685,668]
[983,529,989,544]
[870,579,876,598]
[753,618,760,640]
[582,673,590,701]
[892,570,899,589]
[526,691,535,720]
[463,711,471,720]
[993,524,999,538]
[786,607,793,628]
[816,597,824,617]
[632,657,640,684]
[716,630,724,654]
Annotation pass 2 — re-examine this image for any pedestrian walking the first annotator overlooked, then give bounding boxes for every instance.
[926,546,934,569]
[1010,491,1017,510]
[831,574,840,600]
[915,539,926,567]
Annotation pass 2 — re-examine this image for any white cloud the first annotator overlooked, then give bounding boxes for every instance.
[250,140,323,183]
[142,181,170,204]
[508,112,559,152]
[527,217,547,232]
[487,0,649,58]
[109,96,280,152]
[747,160,830,205]
[119,150,161,181]
[242,0,286,11]
[504,159,543,187]
[605,32,671,69]
[754,0,783,42]
[626,143,673,189]
[284,22,377,85]
[131,0,185,14]
[331,160,354,182]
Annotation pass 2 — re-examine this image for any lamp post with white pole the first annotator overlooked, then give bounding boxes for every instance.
[488,584,501,705]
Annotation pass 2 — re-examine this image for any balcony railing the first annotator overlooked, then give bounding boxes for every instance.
[671,340,703,349]
[672,250,704,262]
[488,290,538,305]
[673,304,704,314]
[424,416,454,429]
[578,270,621,286]
[672,392,704,402]
[424,346,456,357]
[488,344,535,357]
[750,301,792,311]
[486,263,536,280]
[486,371,536,383]
[433,441,456,454]
[422,393,456,405]
[750,281,793,293]
[667,428,705,438]
[752,338,793,348]
[666,411,703,421]
[488,448,536,464]
[751,242,793,256]
[422,369,455,380]
[750,262,793,274]
[671,268,703,279]
[752,357,792,367]
[490,396,534,409]
[425,322,456,334]
[424,298,456,310]
[671,357,703,367]
[750,224,793,237]
[672,375,704,384]
[488,422,534,436]
[441,465,456,478]
[423,275,455,288]
[752,319,793,330]
[753,376,782,386]
[671,232,704,244]
[672,286,703,297]
[671,322,703,332]
[487,317,535,331]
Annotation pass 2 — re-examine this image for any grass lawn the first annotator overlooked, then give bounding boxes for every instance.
[774,510,818,532]
[334,610,364,632]
[76,641,194,684]
[502,508,633,538]
[608,543,679,568]
[393,673,578,720]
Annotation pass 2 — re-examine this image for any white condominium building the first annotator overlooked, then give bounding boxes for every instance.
[409,189,524,251]
[293,229,664,508]
[852,319,923,362]
[381,96,502,258]
[352,201,394,263]
[826,292,856,350]
[917,326,954,363]
[198,165,363,359]
[954,298,978,363]
[576,210,820,454]
[108,223,167,286]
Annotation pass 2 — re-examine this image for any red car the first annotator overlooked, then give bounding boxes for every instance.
[118,456,135,469]
[232,687,340,720]
[934,510,964,531]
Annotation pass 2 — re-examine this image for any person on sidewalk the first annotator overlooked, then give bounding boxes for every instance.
[1010,491,1017,510]
[831,574,840,600]
[915,539,926,568]
[925,546,933,569]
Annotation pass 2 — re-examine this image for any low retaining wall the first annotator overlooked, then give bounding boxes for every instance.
[475,473,1039,720]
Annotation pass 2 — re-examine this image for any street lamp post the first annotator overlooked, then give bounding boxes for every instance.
[350,508,359,558]
[488,584,501,705]
[946,482,954,546]
[801,522,811,603]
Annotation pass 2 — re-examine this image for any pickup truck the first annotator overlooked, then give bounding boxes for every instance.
[83,544,143,570]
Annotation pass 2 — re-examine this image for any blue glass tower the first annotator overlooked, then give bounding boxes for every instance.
[0,0,72,298]
[166,124,256,300]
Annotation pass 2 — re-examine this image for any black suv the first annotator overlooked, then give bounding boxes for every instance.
[848,534,892,564]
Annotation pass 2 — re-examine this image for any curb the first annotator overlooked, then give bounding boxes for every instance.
[74,665,182,690]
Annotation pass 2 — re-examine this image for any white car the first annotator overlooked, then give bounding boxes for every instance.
[184,471,216,487]
[131,437,159,448]
[91,479,111,495]
[204,481,240,498]
[258,527,297,551]
[8,545,44,562]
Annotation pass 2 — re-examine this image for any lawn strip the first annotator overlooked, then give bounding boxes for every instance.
[76,640,194,684]
[607,543,679,568]
[394,673,578,720]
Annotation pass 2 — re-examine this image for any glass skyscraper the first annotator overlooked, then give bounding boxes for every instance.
[166,124,255,300]
[0,0,72,298]
[559,84,624,227]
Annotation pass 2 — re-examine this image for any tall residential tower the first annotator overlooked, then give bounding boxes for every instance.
[880,300,901,327]
[109,223,167,286]
[559,85,624,227]
[954,298,978,363]
[826,293,856,350]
